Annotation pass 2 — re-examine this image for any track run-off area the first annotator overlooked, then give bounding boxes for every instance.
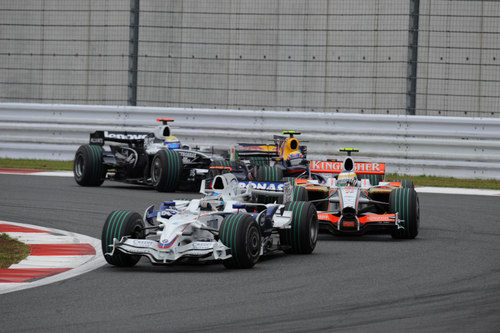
[0,173,499,332]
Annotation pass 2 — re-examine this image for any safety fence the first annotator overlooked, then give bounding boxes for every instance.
[1,103,499,179]
[1,1,499,117]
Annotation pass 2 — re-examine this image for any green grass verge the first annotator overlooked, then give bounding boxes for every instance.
[0,158,499,190]
[385,173,500,190]
[0,158,73,171]
[0,233,31,269]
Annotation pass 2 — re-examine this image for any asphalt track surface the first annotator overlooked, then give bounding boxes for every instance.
[0,174,499,333]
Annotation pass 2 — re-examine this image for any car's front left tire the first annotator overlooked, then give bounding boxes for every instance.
[219,213,261,269]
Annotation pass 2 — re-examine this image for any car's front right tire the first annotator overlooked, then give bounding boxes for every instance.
[101,210,145,267]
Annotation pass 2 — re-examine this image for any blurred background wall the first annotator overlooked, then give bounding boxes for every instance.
[0,0,498,117]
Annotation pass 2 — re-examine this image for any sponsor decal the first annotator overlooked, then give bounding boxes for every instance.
[158,236,179,248]
[342,221,355,228]
[238,181,285,191]
[192,242,213,250]
[131,239,157,247]
[318,213,338,223]
[310,161,385,174]
[178,151,197,159]
[90,137,103,144]
[365,214,395,222]
[104,131,148,140]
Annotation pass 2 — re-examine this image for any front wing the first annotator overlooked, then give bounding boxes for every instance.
[106,237,231,264]
[317,212,402,235]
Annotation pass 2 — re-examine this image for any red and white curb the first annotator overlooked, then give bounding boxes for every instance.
[0,220,105,295]
[0,168,73,177]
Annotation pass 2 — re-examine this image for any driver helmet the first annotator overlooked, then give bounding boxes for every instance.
[337,171,358,187]
[287,150,303,161]
[164,136,181,149]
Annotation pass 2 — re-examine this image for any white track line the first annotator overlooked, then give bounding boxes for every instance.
[0,220,106,295]
[415,186,500,196]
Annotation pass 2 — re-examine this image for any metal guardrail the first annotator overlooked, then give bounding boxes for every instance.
[1,103,500,179]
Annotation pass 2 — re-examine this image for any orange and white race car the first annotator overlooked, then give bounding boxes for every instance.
[290,149,419,239]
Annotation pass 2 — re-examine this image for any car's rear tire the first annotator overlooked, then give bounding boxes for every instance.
[211,160,232,168]
[74,144,106,186]
[254,166,283,203]
[101,210,145,267]
[389,188,419,239]
[279,201,318,254]
[249,156,268,167]
[291,186,308,201]
[151,149,182,192]
[358,174,384,186]
[219,213,261,269]
[256,166,283,182]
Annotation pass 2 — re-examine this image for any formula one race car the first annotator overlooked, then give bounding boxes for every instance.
[205,131,309,190]
[101,173,318,269]
[74,119,225,192]
[215,133,386,189]
[234,130,308,179]
[293,149,419,239]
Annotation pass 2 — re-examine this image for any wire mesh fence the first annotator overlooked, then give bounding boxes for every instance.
[0,0,498,117]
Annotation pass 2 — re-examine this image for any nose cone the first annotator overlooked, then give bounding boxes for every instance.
[342,206,357,220]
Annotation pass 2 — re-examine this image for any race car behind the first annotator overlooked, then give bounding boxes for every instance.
[294,149,419,239]
[74,119,225,192]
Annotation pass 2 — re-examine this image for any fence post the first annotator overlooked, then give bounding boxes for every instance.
[406,0,420,115]
[127,0,140,106]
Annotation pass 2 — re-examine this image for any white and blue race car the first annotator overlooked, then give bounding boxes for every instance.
[101,173,318,269]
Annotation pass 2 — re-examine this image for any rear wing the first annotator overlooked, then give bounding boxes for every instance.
[89,130,152,145]
[309,160,385,175]
[236,143,278,157]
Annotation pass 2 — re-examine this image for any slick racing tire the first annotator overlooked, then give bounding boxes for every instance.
[249,156,268,167]
[389,188,419,239]
[256,166,283,182]
[391,179,415,188]
[291,186,308,201]
[255,166,284,204]
[219,213,261,269]
[211,160,232,169]
[151,149,182,192]
[358,174,384,186]
[283,177,296,185]
[101,210,145,267]
[279,201,318,254]
[73,144,107,186]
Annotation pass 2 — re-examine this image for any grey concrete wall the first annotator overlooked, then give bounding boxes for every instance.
[0,0,129,104]
[138,0,409,114]
[417,0,500,117]
[0,0,498,117]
